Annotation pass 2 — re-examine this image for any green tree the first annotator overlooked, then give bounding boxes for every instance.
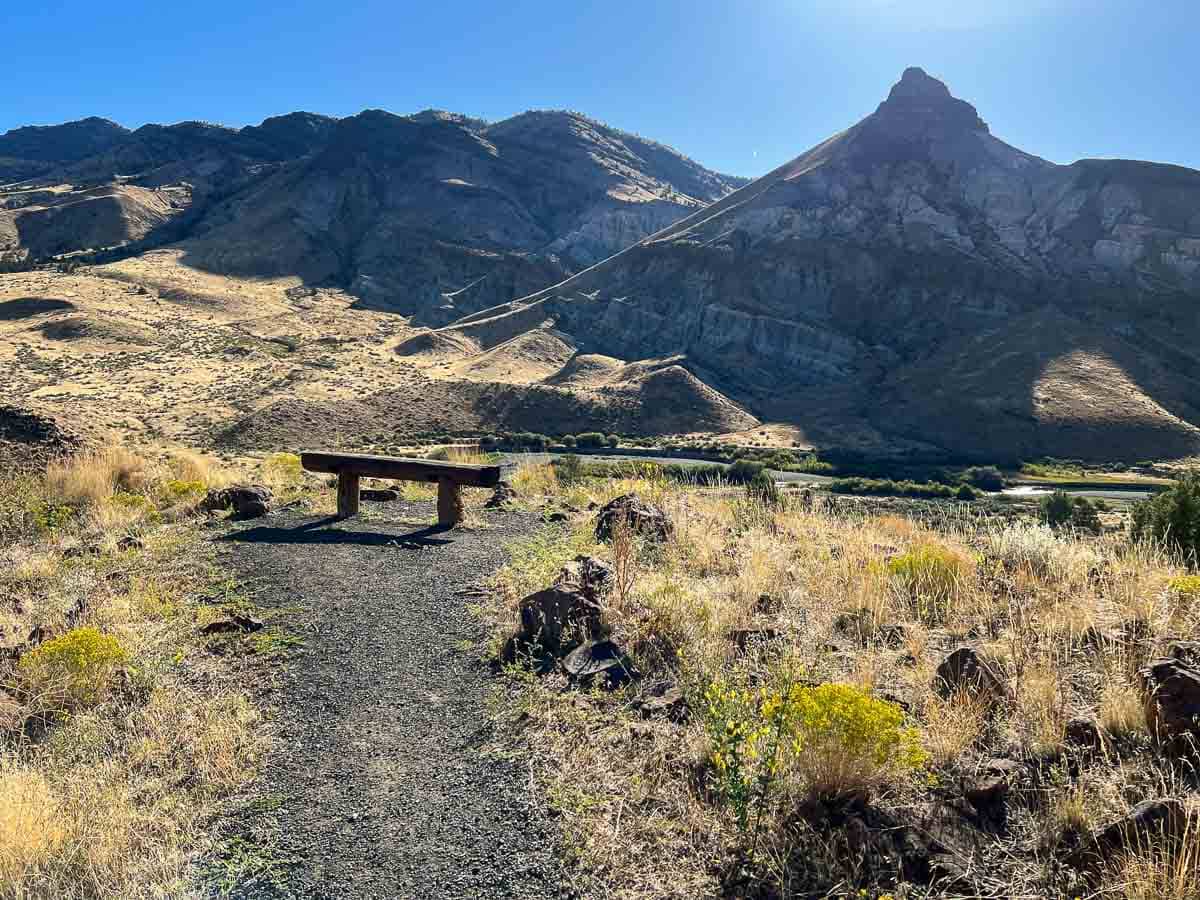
[1132,471,1200,567]
[1039,490,1074,529]
[961,466,1005,492]
[555,454,584,484]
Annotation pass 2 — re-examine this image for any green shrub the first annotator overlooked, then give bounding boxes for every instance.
[955,484,977,501]
[576,432,606,449]
[1070,497,1102,534]
[728,460,765,484]
[18,626,127,709]
[605,434,620,448]
[746,471,780,505]
[553,454,585,484]
[1132,472,1200,566]
[887,541,972,621]
[829,477,958,499]
[1039,490,1074,528]
[560,434,577,448]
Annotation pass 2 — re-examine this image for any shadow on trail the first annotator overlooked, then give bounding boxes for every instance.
[221,517,455,548]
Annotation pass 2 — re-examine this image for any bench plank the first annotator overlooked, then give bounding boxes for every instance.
[300,451,501,488]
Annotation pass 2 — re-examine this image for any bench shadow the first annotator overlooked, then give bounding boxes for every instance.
[220,516,455,548]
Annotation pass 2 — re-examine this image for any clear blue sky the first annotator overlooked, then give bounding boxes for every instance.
[6,0,1197,177]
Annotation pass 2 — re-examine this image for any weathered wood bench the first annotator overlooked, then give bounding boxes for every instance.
[299,451,502,526]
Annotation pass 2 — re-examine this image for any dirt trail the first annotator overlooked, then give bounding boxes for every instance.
[206,504,571,899]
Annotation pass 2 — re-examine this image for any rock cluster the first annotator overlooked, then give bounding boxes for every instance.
[201,484,273,519]
[517,556,613,654]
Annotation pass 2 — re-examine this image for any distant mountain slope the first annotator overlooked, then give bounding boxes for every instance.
[178,107,744,322]
[0,117,130,183]
[0,108,742,323]
[411,67,1200,460]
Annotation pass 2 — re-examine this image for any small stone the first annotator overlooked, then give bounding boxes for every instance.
[562,639,631,685]
[116,535,144,552]
[200,611,265,635]
[202,484,273,519]
[963,758,1022,811]
[634,681,688,722]
[361,488,400,502]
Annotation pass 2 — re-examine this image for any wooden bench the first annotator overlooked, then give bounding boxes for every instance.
[299,451,502,526]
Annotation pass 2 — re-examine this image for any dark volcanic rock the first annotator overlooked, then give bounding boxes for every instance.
[517,555,612,653]
[594,493,673,543]
[562,639,632,685]
[202,484,273,519]
[934,647,1008,703]
[1139,656,1200,743]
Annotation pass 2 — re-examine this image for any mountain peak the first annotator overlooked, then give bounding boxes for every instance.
[871,67,989,138]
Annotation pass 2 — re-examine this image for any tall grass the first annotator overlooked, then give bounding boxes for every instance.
[485,473,1200,897]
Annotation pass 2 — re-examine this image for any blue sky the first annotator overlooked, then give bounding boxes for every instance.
[5,0,1197,177]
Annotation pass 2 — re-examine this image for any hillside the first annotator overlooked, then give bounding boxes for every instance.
[410,68,1200,461]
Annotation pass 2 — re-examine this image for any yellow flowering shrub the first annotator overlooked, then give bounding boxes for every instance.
[163,479,206,500]
[18,627,127,709]
[1168,575,1200,600]
[705,676,926,831]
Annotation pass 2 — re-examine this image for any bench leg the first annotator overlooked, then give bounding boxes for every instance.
[437,478,463,527]
[336,473,361,519]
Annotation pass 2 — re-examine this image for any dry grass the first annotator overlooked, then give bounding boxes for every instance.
[0,449,264,899]
[44,446,146,508]
[485,474,1200,897]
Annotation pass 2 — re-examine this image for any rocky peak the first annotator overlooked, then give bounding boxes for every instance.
[867,66,989,143]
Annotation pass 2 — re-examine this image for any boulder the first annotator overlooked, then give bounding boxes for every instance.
[934,647,1008,703]
[1139,656,1200,742]
[484,481,518,509]
[963,758,1023,813]
[594,493,673,543]
[517,556,612,653]
[202,484,273,519]
[1094,798,1192,859]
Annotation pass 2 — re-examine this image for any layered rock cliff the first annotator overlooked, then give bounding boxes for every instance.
[414,68,1200,460]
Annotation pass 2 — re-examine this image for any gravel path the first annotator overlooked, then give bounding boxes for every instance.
[206,504,572,899]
